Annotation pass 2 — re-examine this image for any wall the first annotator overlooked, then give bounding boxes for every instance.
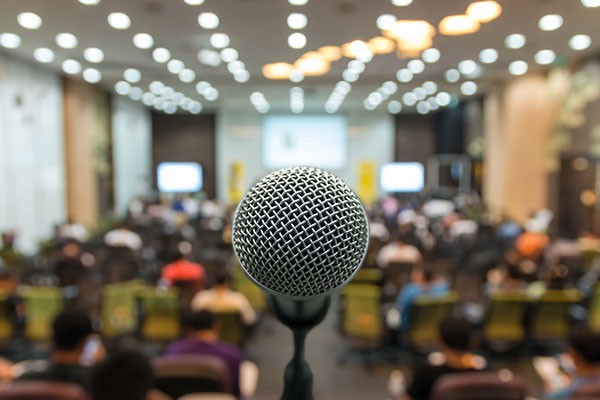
[0,54,65,253]
[216,109,395,204]
[112,97,152,215]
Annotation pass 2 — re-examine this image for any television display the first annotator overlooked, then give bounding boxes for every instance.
[380,162,425,193]
[157,162,203,193]
[262,115,348,169]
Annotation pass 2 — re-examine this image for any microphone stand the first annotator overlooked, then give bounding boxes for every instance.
[269,295,331,400]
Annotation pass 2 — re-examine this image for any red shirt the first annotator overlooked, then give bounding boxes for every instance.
[161,259,205,284]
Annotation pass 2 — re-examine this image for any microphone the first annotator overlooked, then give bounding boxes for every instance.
[232,166,369,400]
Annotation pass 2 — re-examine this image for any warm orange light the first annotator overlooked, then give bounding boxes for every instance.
[396,36,433,57]
[341,40,372,59]
[383,20,436,41]
[466,1,502,23]
[294,57,330,76]
[262,62,293,79]
[317,45,342,61]
[299,51,323,60]
[368,36,396,54]
[439,14,480,35]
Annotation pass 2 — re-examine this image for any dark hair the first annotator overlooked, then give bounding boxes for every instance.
[184,310,216,332]
[215,271,231,286]
[439,316,475,351]
[90,350,154,400]
[52,310,94,351]
[569,325,600,364]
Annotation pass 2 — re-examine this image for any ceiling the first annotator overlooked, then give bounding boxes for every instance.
[0,0,599,114]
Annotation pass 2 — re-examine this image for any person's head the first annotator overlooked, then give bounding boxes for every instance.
[214,271,231,288]
[90,350,154,400]
[176,241,193,259]
[438,316,476,353]
[52,310,94,355]
[61,240,81,258]
[568,325,600,369]
[411,268,433,284]
[184,310,217,333]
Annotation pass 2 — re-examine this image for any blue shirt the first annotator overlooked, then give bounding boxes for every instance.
[395,282,450,327]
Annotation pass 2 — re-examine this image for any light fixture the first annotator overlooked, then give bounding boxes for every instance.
[295,58,330,76]
[198,13,219,29]
[288,13,308,29]
[62,59,82,75]
[392,0,413,6]
[348,60,365,73]
[535,49,556,65]
[263,63,293,80]
[84,48,104,63]
[368,36,395,54]
[167,59,185,74]
[184,0,205,4]
[383,20,436,54]
[142,92,155,106]
[221,48,239,62]
[210,33,230,49]
[56,33,78,49]
[33,47,55,63]
[422,81,438,95]
[569,34,591,50]
[383,81,399,95]
[377,14,397,30]
[133,33,154,49]
[179,69,196,83]
[107,12,131,30]
[149,81,165,95]
[288,69,304,83]
[413,87,427,100]
[198,49,222,67]
[196,81,212,95]
[79,0,101,4]
[342,69,359,82]
[460,81,477,96]
[436,92,451,106]
[445,68,460,83]
[152,48,171,63]
[582,0,600,7]
[288,33,307,49]
[227,60,246,74]
[421,48,441,63]
[416,101,430,114]
[123,68,142,83]
[402,92,417,106]
[466,1,502,23]
[17,12,42,30]
[396,68,413,82]
[234,70,250,82]
[83,68,102,83]
[318,46,342,61]
[508,60,528,76]
[289,0,308,5]
[439,15,480,35]
[539,14,563,31]
[0,33,21,49]
[342,40,373,60]
[505,34,526,49]
[458,59,478,75]
[407,59,425,74]
[388,101,402,114]
[204,87,219,101]
[479,48,498,64]
[189,102,203,114]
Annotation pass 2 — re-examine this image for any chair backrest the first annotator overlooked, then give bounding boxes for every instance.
[138,286,181,341]
[100,280,143,337]
[589,285,600,333]
[529,289,582,342]
[383,262,414,299]
[569,380,600,399]
[213,310,245,347]
[0,292,13,342]
[406,291,457,352]
[232,267,266,313]
[482,290,529,349]
[0,381,89,400]
[153,355,233,399]
[430,371,526,400]
[340,283,383,341]
[20,286,64,341]
[350,268,384,286]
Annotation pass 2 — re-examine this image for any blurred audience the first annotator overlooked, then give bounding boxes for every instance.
[0,231,23,268]
[53,240,88,288]
[161,241,204,288]
[103,221,143,251]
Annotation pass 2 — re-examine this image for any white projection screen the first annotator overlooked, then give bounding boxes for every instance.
[157,162,203,193]
[380,162,425,193]
[262,115,348,169]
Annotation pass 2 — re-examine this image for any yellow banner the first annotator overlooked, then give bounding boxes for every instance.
[357,161,376,206]
[229,161,245,204]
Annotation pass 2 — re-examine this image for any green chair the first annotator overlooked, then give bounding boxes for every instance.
[340,283,383,341]
[20,286,64,341]
[100,280,143,337]
[232,267,266,314]
[350,268,384,286]
[0,292,13,342]
[588,286,600,332]
[406,291,457,353]
[482,290,530,352]
[139,286,181,341]
[529,289,582,344]
[213,310,246,347]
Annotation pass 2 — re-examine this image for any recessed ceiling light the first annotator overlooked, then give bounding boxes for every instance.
[17,12,42,30]
[129,87,143,101]
[142,92,155,106]
[505,33,526,49]
[466,1,502,23]
[184,0,205,5]
[198,13,219,29]
[227,61,246,74]
[149,81,165,94]
[115,81,131,95]
[288,32,307,49]
[460,81,478,96]
[84,48,104,63]
[234,70,250,82]
[436,92,451,106]
[387,100,402,114]
[508,60,528,75]
[392,0,413,6]
[458,59,478,75]
[413,87,427,100]
[348,60,365,73]
[289,0,308,5]
[377,14,397,30]
[123,68,141,83]
[133,33,154,49]
[220,48,239,63]
[210,33,230,49]
[204,87,219,101]
[582,0,600,7]
[396,68,413,82]
[479,48,498,64]
[569,34,591,50]
[382,81,398,95]
[167,59,185,74]
[416,101,430,114]
[535,49,556,65]
[62,59,82,75]
[189,101,203,114]
[83,68,102,83]
[289,69,304,82]
[179,68,196,83]
[422,81,438,95]
[402,92,417,106]
[56,33,78,49]
[439,15,480,36]
[196,81,212,95]
[0,33,21,49]
[79,0,101,5]
[539,14,563,31]
[107,12,131,30]
[288,13,308,29]
[152,47,171,63]
[198,49,222,66]
[33,47,54,63]
[421,48,440,63]
[445,68,460,82]
[407,59,425,74]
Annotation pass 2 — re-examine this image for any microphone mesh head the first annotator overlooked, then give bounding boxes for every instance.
[232,167,369,299]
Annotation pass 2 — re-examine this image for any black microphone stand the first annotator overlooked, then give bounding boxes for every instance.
[269,295,331,400]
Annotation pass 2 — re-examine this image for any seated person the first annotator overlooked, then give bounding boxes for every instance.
[19,310,104,388]
[54,240,88,288]
[164,310,243,397]
[161,241,204,289]
[90,350,171,400]
[405,316,486,400]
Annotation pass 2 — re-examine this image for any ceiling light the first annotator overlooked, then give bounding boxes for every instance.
[342,69,359,82]
[388,101,402,114]
[368,36,395,54]
[198,49,222,66]
[234,70,250,82]
[167,59,185,74]
[569,34,591,50]
[149,81,165,94]
[107,12,131,30]
[392,0,413,6]
[377,14,397,30]
[221,48,239,62]
[0,33,21,49]
[161,87,175,98]
[445,68,460,82]
[539,14,563,31]
[184,0,205,5]
[84,48,104,63]
[79,0,101,4]
[189,102,203,114]
[439,15,480,35]
[413,87,427,100]
[396,68,413,82]
[295,58,330,76]
[152,48,171,63]
[17,12,42,30]
[210,33,230,49]
[288,33,307,49]
[505,33,526,49]
[342,40,373,60]
[383,20,436,52]
[422,48,441,63]
[466,1,502,23]
[33,47,54,63]
[123,68,141,83]
[128,88,142,102]
[289,0,308,5]
[458,59,478,75]
[62,59,82,75]
[436,92,451,106]
[382,81,398,95]
[142,93,155,106]
[479,48,498,64]
[460,81,477,96]
[204,87,219,101]
[402,92,417,106]
[422,81,438,95]
[508,60,528,75]
[428,98,439,111]
[83,68,102,83]
[196,81,211,95]
[198,13,219,29]
[164,103,177,114]
[289,69,304,82]
[179,69,196,83]
[227,60,246,73]
[535,49,556,65]
[250,92,266,105]
[582,0,600,7]
[416,101,430,114]
[133,33,154,49]
[318,46,342,61]
[407,59,425,74]
[288,13,308,29]
[56,33,78,49]
[348,60,365,73]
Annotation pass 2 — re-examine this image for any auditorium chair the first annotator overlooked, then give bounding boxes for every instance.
[405,291,457,353]
[588,285,600,332]
[0,292,13,342]
[430,371,527,400]
[20,286,64,341]
[100,280,143,337]
[232,267,267,314]
[138,286,181,341]
[350,268,384,286]
[213,310,246,347]
[383,262,415,301]
[482,290,529,352]
[0,381,89,400]
[529,289,582,347]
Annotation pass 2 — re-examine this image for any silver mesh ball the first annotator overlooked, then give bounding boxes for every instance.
[232,167,369,299]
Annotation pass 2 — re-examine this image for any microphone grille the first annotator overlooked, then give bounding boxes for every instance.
[232,167,369,298]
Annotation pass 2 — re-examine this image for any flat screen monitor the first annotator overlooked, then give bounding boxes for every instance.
[157,162,203,193]
[262,115,348,169]
[380,162,425,193]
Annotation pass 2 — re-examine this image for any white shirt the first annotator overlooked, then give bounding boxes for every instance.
[191,288,257,325]
[103,229,143,251]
